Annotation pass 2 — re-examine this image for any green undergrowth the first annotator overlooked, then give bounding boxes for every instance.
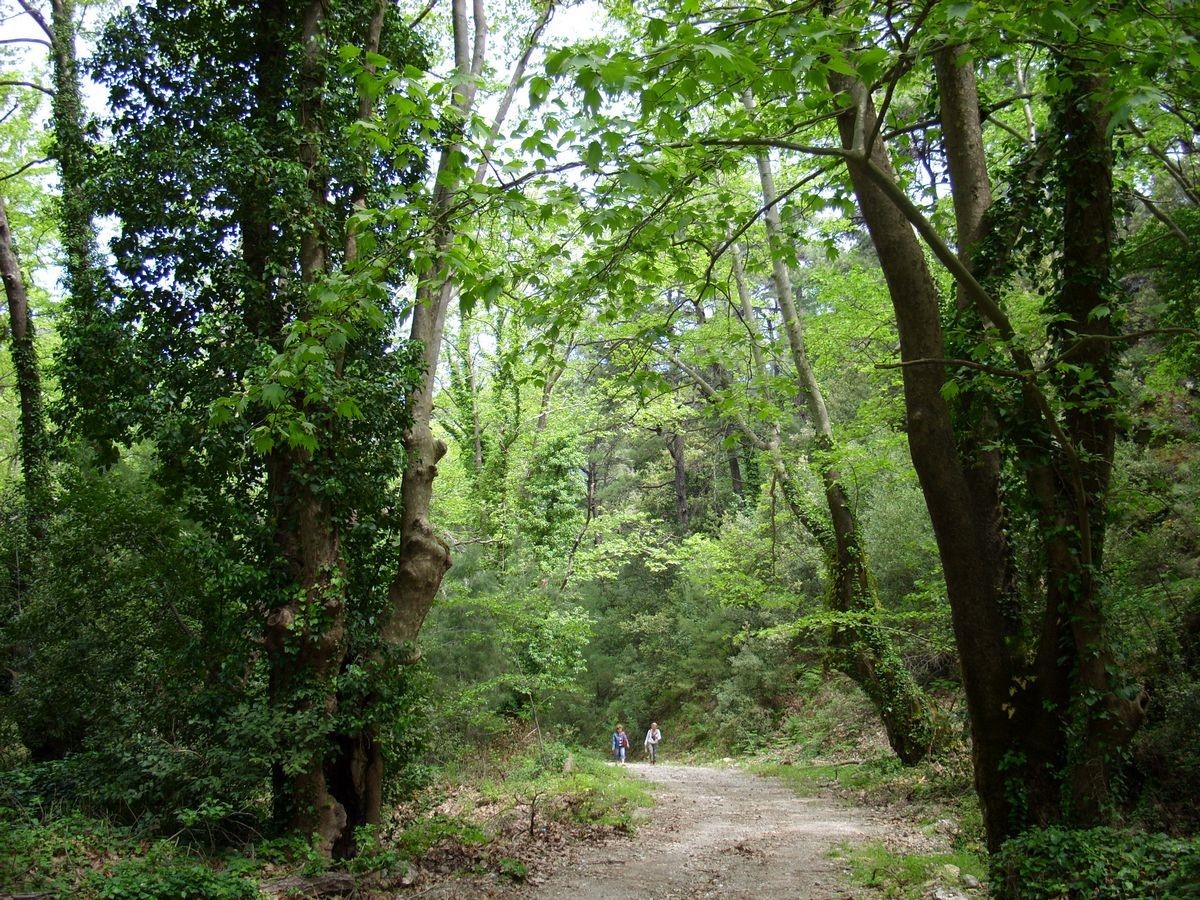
[468,739,653,832]
[0,739,650,897]
[749,674,988,897]
[834,841,986,899]
[991,826,1200,899]
[0,809,261,899]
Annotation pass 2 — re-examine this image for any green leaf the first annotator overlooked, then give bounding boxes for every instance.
[335,399,363,420]
[584,140,603,170]
[261,383,286,408]
[528,75,552,107]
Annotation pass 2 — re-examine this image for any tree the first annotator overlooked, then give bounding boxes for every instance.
[60,0,555,856]
[0,196,49,530]
[821,6,1154,846]
[534,0,1197,850]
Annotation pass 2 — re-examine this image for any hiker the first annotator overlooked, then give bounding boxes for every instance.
[644,722,662,763]
[611,724,630,763]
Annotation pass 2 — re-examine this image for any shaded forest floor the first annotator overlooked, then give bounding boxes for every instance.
[1,684,992,898]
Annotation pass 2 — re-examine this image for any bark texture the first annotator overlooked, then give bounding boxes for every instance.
[666,431,690,530]
[258,0,355,856]
[831,43,1146,848]
[341,0,489,839]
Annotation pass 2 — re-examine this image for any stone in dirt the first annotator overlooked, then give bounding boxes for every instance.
[925,888,970,900]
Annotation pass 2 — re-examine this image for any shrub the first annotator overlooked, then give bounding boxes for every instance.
[88,856,258,900]
[991,826,1200,899]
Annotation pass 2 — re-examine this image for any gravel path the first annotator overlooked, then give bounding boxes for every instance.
[526,762,883,899]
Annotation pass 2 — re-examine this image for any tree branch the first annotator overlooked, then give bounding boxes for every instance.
[875,357,1024,378]
[704,162,836,283]
[1,156,52,182]
[1135,193,1192,247]
[408,0,439,29]
[0,37,51,48]
[473,1,555,185]
[15,0,53,41]
[0,79,54,98]
[665,349,770,453]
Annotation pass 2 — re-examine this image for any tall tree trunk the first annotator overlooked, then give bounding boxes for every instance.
[726,428,745,501]
[666,431,689,529]
[264,449,347,852]
[1045,55,1145,824]
[47,0,120,455]
[259,0,353,856]
[0,197,49,530]
[745,94,939,764]
[340,0,488,839]
[685,293,745,507]
[831,43,1146,848]
[933,45,1019,624]
[0,194,53,762]
[828,69,1017,839]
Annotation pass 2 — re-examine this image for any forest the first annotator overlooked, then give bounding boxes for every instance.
[1,0,1198,896]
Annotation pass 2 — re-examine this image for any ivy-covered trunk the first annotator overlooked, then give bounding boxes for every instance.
[1016,55,1146,829]
[0,197,49,530]
[50,0,124,455]
[264,449,348,852]
[830,68,1019,847]
[831,40,1147,849]
[745,104,940,765]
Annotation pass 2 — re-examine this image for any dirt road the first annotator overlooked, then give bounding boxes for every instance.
[526,763,882,899]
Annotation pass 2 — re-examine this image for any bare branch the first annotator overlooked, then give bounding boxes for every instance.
[1135,193,1193,247]
[407,0,439,29]
[665,349,770,453]
[691,135,852,159]
[0,156,52,182]
[0,79,54,99]
[876,357,1024,378]
[15,0,53,41]
[0,37,51,48]
[473,2,556,184]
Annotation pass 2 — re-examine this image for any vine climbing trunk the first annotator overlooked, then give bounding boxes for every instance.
[828,68,1017,843]
[744,94,939,765]
[46,0,120,453]
[0,197,49,532]
[830,39,1147,849]
[258,0,353,857]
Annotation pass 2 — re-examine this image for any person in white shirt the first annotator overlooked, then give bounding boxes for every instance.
[644,722,662,763]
